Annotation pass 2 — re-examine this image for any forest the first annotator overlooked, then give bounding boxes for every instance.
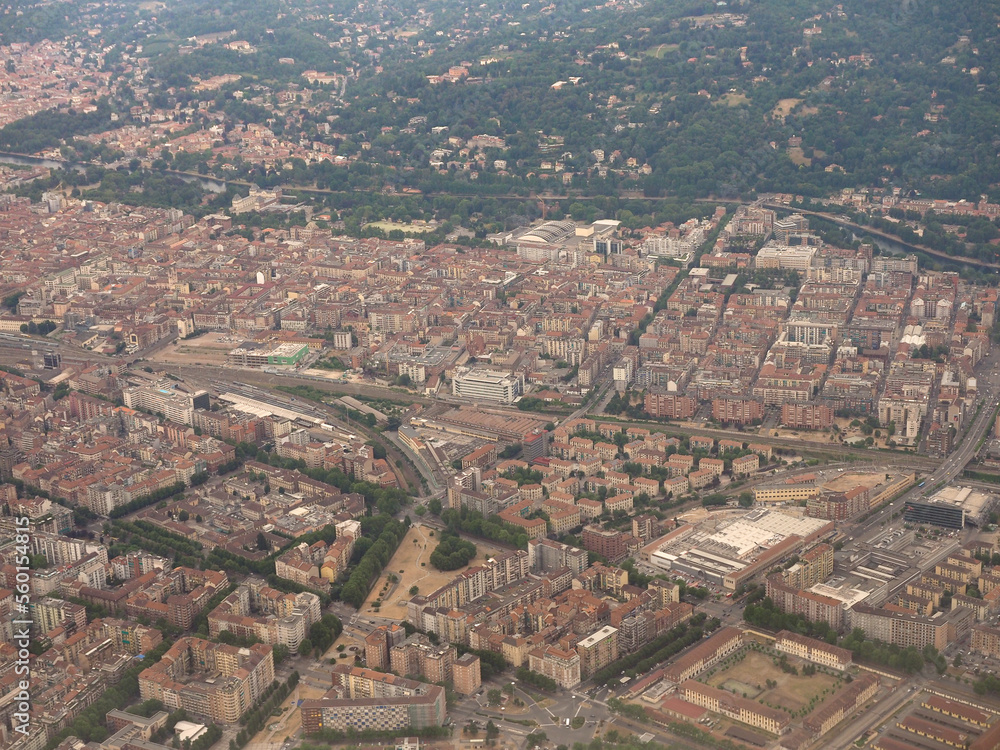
[0,0,995,211]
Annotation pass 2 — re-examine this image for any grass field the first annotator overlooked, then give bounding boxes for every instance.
[772,98,803,118]
[643,43,679,58]
[788,146,812,166]
[717,92,750,107]
[359,524,507,620]
[707,650,841,713]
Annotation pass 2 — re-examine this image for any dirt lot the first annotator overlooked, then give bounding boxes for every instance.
[150,331,242,366]
[823,471,883,493]
[246,681,327,750]
[359,524,507,620]
[707,650,841,713]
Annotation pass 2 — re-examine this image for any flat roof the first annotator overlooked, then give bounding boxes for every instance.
[578,625,617,648]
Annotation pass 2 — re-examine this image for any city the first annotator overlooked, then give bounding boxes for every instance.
[1,2,1000,750]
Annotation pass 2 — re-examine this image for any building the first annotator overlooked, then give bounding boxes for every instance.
[390,635,457,685]
[782,544,834,589]
[576,625,618,677]
[781,401,835,430]
[122,383,210,425]
[712,398,764,425]
[453,653,482,695]
[207,578,322,651]
[972,624,1000,658]
[801,673,879,738]
[452,370,524,404]
[850,603,973,651]
[664,627,744,684]
[300,666,446,733]
[581,526,641,564]
[753,480,821,505]
[138,638,275,724]
[461,443,498,470]
[527,538,588,576]
[645,392,696,419]
[528,645,581,688]
[365,623,408,671]
[766,576,844,631]
[680,680,791,734]
[775,630,852,670]
[904,486,995,529]
[721,455,754,480]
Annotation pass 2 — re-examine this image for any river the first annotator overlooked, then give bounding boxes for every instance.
[0,150,229,193]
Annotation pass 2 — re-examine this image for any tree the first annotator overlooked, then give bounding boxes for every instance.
[430,532,476,571]
[298,638,313,656]
[526,732,547,749]
[177,510,189,522]
[256,532,270,551]
[485,720,500,739]
[428,497,442,516]
[487,689,502,706]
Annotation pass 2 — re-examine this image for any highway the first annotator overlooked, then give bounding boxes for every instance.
[843,344,1000,552]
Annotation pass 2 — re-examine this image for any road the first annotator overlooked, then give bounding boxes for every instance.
[826,682,921,750]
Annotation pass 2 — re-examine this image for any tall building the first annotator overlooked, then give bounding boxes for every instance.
[576,625,618,677]
[122,383,210,426]
[527,538,588,575]
[364,623,407,671]
[390,635,457,685]
[453,653,482,695]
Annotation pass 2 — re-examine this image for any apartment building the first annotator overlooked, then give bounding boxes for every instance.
[782,543,834,589]
[527,538,588,576]
[849,604,973,651]
[301,666,446,733]
[528,645,582,688]
[576,625,619,678]
[972,624,1000,658]
[581,526,641,564]
[453,652,482,695]
[138,638,275,724]
[766,576,844,631]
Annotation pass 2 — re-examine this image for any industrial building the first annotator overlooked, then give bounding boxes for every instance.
[645,508,833,588]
